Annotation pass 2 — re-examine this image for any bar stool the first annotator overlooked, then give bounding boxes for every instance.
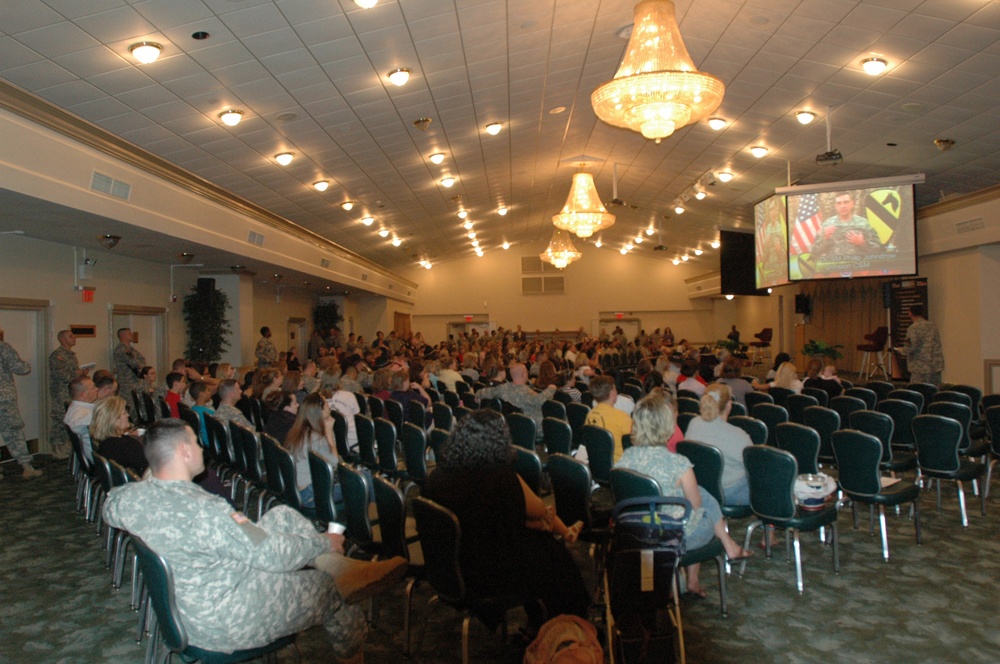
[749,328,773,367]
[856,326,889,380]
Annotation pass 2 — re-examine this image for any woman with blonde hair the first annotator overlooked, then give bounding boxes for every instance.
[615,389,752,598]
[90,396,147,474]
[683,383,753,505]
[285,393,340,508]
[754,361,803,394]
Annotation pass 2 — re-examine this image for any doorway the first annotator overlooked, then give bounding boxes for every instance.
[287,317,308,364]
[110,305,168,373]
[0,298,50,453]
[394,311,411,338]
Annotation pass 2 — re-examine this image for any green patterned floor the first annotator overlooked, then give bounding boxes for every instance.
[3,455,999,663]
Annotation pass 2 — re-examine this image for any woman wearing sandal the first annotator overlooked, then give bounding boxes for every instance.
[423,409,590,632]
[616,389,753,599]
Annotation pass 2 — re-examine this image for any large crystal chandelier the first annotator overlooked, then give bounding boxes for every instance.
[540,228,583,269]
[552,172,616,239]
[591,0,725,143]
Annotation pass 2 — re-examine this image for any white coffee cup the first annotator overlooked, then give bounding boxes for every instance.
[327,522,346,535]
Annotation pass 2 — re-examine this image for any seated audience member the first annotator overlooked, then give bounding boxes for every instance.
[371,369,392,401]
[286,393,340,507]
[803,360,844,401]
[286,347,301,372]
[301,361,321,394]
[677,360,706,397]
[573,353,595,387]
[322,372,361,453]
[556,370,583,403]
[755,361,803,394]
[214,379,255,431]
[683,383,752,505]
[765,353,792,382]
[477,363,554,430]
[615,390,752,599]
[101,418,407,664]
[717,357,755,406]
[91,395,147,474]
[534,359,558,392]
[264,390,299,445]
[422,410,588,634]
[163,372,187,418]
[65,376,99,461]
[188,381,215,444]
[388,370,431,426]
[584,376,633,462]
[460,354,480,382]
[138,366,158,396]
[94,373,118,400]
[436,355,464,394]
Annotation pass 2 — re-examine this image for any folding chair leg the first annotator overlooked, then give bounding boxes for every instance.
[878,505,890,562]
[792,530,804,594]
[956,480,969,527]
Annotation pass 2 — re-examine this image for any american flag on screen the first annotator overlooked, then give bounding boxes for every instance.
[789,193,823,255]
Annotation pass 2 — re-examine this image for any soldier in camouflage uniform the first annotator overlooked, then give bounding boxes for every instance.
[113,328,146,417]
[49,330,88,460]
[0,339,43,479]
[904,304,944,386]
[813,192,881,255]
[477,363,555,432]
[256,326,278,369]
[103,419,406,662]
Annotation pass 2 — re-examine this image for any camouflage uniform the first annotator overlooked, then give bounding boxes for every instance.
[814,215,881,255]
[48,346,81,452]
[215,404,255,432]
[102,480,366,657]
[0,341,33,466]
[113,342,146,415]
[256,337,278,368]
[905,318,944,386]
[477,382,555,431]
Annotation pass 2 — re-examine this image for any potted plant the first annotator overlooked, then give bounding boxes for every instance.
[183,284,232,363]
[802,339,844,361]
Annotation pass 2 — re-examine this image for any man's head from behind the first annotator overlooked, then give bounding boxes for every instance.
[69,376,98,403]
[590,375,617,404]
[166,372,187,393]
[217,379,240,405]
[142,419,203,478]
[509,363,528,385]
[94,374,118,399]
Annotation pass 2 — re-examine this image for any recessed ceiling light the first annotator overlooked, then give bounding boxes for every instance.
[354,0,378,8]
[391,237,402,246]
[625,243,634,251]
[457,210,468,219]
[694,248,703,255]
[634,236,644,244]
[497,206,508,216]
[476,249,484,257]
[361,216,374,226]
[645,227,654,236]
[341,201,354,211]
[218,109,243,126]
[471,239,480,247]
[674,204,685,215]
[275,152,293,166]
[861,57,888,76]
[716,171,734,183]
[711,240,720,249]
[378,228,389,237]
[502,241,511,250]
[313,180,329,191]
[191,31,210,40]
[620,247,628,255]
[387,68,411,86]
[485,122,503,135]
[672,258,680,265]
[424,261,432,269]
[750,146,768,158]
[595,238,603,248]
[467,231,476,239]
[129,42,162,64]
[681,255,689,262]
[725,294,735,300]
[440,176,455,187]
[796,110,816,124]
[429,152,445,164]
[708,117,727,130]
[462,220,474,230]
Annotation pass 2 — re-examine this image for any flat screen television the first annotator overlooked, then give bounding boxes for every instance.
[780,175,921,281]
[754,194,789,289]
[720,230,769,296]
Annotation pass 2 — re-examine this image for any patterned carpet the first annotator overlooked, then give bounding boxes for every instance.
[3,454,999,663]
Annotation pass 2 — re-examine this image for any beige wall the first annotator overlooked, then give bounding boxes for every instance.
[405,241,735,345]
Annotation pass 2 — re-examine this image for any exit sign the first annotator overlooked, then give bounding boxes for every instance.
[82,289,95,303]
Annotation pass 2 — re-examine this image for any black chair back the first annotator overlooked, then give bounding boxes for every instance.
[931,390,973,409]
[412,496,465,603]
[844,388,877,410]
[547,453,596,529]
[375,417,399,476]
[729,401,748,418]
[432,402,454,431]
[927,401,972,452]
[308,451,338,528]
[774,422,820,474]
[372,474,413,562]
[802,387,829,408]
[401,422,429,483]
[831,430,883,496]
[803,406,840,463]
[786,393,819,425]
[849,410,895,464]
[384,399,405,432]
[769,386,794,408]
[743,445,797,521]
[729,415,767,447]
[752,403,789,446]
[541,399,567,421]
[864,381,895,403]
[367,395,384,419]
[506,412,537,451]
[565,402,590,448]
[443,390,461,409]
[676,440,725,504]
[354,414,378,470]
[337,462,376,547]
[513,447,543,495]
[609,467,660,503]
[876,398,920,449]
[830,396,867,429]
[907,382,939,410]
[912,414,963,473]
[677,397,701,415]
[580,424,614,485]
[543,417,573,456]
[745,391,774,410]
[888,389,924,414]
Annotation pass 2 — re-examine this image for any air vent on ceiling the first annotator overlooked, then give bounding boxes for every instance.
[955,218,985,234]
[247,231,265,246]
[90,171,132,201]
[320,258,330,268]
[361,273,368,281]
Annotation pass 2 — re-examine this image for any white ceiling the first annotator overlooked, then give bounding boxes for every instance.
[1,0,999,276]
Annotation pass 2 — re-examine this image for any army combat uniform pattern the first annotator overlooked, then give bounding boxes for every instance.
[906,318,944,386]
[256,337,278,369]
[48,346,80,451]
[102,479,366,657]
[0,341,33,466]
[113,342,145,417]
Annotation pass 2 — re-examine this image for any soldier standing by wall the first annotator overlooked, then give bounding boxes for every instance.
[0,336,43,480]
[48,329,88,460]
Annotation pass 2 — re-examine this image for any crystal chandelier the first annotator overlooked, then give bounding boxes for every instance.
[540,228,582,269]
[591,0,725,143]
[552,172,616,238]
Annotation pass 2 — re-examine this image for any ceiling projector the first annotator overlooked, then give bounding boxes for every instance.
[816,150,843,165]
